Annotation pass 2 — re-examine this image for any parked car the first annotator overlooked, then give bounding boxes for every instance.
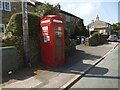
[107,34,118,41]
[118,35,120,39]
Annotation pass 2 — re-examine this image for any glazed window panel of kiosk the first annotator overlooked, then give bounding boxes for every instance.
[55,26,62,61]
[55,26,62,38]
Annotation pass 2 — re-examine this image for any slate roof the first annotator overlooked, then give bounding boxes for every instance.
[60,10,81,20]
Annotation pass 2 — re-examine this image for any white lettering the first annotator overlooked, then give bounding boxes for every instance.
[41,20,50,23]
[53,19,63,23]
[42,26,48,30]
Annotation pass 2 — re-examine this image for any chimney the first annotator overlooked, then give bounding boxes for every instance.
[96,15,99,21]
[92,20,94,23]
[57,3,61,10]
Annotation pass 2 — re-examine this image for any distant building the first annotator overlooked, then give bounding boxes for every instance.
[88,15,112,35]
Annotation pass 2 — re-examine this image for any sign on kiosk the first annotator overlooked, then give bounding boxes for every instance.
[40,15,64,67]
[53,19,63,23]
[42,26,48,36]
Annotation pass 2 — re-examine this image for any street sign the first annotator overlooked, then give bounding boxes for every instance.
[89,25,94,31]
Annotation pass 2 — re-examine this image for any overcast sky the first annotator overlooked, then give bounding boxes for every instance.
[37,0,119,25]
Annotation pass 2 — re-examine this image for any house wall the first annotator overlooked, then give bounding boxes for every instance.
[60,12,82,36]
[99,29,107,35]
[88,17,112,36]
[89,24,112,36]
[1,1,35,33]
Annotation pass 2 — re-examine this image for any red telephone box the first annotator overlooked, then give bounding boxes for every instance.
[40,15,64,67]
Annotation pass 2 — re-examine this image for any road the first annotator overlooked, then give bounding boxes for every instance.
[70,43,120,89]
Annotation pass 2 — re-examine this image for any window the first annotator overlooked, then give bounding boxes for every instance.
[4,0,11,11]
[66,15,70,22]
[74,17,78,23]
[0,24,5,33]
[70,17,74,22]
[107,24,109,27]
[55,26,62,38]
[0,0,3,10]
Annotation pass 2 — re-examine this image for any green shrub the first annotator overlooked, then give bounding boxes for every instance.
[2,36,15,47]
[6,12,41,68]
[36,2,59,17]
[64,29,75,57]
[85,32,108,46]
[73,19,88,37]
[2,32,15,47]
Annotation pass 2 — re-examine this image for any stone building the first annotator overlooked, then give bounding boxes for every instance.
[56,3,85,37]
[60,10,84,36]
[88,15,112,36]
[0,0,37,34]
[0,0,85,38]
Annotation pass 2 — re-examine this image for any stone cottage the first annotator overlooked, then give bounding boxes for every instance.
[88,15,113,36]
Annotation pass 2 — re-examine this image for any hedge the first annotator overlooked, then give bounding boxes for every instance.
[85,33,107,46]
[64,29,76,57]
[6,12,41,68]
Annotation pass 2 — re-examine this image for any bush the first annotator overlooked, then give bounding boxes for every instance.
[2,32,15,47]
[85,32,107,46]
[64,29,76,57]
[6,12,41,68]
[2,36,15,47]
[72,19,89,39]
[36,2,59,17]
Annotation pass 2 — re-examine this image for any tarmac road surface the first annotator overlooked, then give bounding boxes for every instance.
[71,44,120,89]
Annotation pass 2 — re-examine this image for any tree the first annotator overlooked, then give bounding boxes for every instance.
[36,3,60,17]
[73,19,89,38]
[112,23,120,35]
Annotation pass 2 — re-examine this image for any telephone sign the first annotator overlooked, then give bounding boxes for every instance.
[42,26,48,36]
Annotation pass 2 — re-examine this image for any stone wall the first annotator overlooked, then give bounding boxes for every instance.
[1,46,22,76]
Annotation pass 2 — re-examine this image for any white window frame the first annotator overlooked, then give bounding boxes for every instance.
[0,24,5,33]
[4,0,11,11]
[0,0,3,10]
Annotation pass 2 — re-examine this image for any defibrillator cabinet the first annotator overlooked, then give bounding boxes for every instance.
[40,15,64,67]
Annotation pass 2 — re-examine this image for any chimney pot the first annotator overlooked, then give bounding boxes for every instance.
[96,15,99,21]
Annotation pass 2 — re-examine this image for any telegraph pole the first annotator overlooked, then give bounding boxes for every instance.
[22,0,31,67]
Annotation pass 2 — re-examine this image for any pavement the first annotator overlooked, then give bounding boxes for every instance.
[1,42,119,89]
